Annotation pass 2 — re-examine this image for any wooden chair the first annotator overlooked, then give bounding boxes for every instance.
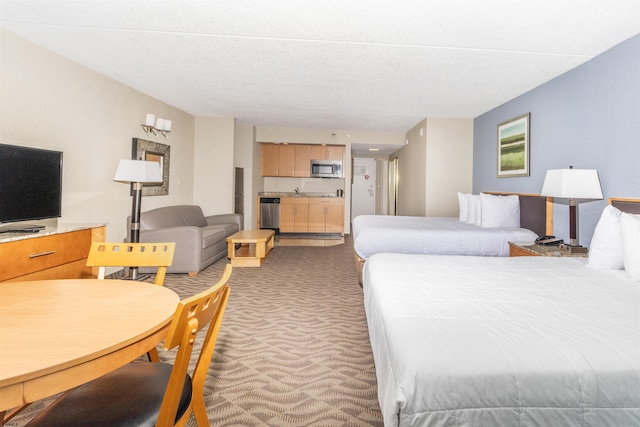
[87,242,177,362]
[86,242,176,285]
[25,264,232,427]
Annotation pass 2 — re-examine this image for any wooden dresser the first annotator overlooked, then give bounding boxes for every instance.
[0,224,105,282]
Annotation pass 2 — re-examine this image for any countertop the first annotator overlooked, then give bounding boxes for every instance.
[258,192,342,198]
[0,223,106,244]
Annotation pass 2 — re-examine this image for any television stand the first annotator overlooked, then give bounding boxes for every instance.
[0,224,46,234]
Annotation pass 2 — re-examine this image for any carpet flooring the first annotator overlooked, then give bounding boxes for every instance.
[7,237,384,426]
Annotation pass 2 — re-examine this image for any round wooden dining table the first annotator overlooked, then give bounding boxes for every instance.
[0,279,180,413]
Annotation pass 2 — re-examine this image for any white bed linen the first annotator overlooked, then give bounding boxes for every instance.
[353,215,537,259]
[363,253,640,427]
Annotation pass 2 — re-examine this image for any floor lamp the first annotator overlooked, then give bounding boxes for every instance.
[540,166,603,253]
[113,159,162,279]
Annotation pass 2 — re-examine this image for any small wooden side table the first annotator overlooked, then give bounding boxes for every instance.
[226,229,275,267]
[508,241,588,258]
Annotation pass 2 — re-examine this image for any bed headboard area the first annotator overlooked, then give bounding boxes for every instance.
[518,194,551,237]
[610,197,640,214]
[485,192,552,237]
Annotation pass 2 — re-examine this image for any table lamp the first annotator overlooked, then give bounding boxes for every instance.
[540,166,603,253]
[114,159,162,279]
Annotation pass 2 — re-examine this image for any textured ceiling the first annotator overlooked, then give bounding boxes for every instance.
[1,0,639,140]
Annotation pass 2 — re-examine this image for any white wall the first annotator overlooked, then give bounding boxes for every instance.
[0,30,195,242]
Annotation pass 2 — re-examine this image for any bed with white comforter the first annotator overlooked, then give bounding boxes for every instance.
[353,215,537,260]
[363,253,640,426]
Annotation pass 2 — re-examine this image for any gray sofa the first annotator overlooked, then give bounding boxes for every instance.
[129,205,242,275]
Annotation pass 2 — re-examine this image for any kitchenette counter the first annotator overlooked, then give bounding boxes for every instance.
[258,192,342,198]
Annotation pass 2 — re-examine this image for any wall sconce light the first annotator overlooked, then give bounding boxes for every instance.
[141,113,172,138]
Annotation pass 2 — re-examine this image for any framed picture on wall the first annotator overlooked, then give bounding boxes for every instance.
[132,138,170,196]
[497,113,530,177]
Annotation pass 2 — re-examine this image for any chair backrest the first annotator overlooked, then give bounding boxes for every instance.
[86,242,176,285]
[156,263,232,427]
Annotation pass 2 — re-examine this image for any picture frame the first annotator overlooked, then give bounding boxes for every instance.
[497,113,530,177]
[132,138,170,196]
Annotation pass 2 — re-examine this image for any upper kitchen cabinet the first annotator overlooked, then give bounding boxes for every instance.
[293,145,311,177]
[277,144,296,176]
[260,143,280,176]
[310,145,344,161]
[278,144,311,177]
[261,143,342,177]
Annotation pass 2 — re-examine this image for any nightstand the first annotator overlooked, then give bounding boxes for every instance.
[508,241,589,258]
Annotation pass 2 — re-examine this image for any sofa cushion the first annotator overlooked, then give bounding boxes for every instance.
[201,227,227,249]
[176,206,207,227]
[206,222,241,236]
[140,207,187,231]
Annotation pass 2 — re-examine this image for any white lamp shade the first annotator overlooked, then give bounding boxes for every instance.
[540,169,603,200]
[113,159,162,183]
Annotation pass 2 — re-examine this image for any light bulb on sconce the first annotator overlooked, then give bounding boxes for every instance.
[141,113,172,138]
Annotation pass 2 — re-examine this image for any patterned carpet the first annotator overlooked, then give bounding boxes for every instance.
[8,237,384,426]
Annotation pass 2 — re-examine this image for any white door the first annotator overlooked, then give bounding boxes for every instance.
[351,158,376,221]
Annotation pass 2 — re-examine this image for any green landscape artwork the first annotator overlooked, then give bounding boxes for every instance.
[497,113,529,177]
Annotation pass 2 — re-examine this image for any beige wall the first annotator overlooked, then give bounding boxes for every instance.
[425,118,473,216]
[0,30,196,242]
[393,118,473,217]
[394,120,427,216]
[234,123,258,230]
[193,117,235,215]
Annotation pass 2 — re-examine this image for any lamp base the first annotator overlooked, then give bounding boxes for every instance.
[559,244,588,254]
[121,267,150,282]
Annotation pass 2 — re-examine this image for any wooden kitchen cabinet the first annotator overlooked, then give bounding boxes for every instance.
[261,143,344,176]
[310,145,344,161]
[261,144,312,177]
[277,144,296,177]
[308,198,344,233]
[280,198,309,233]
[260,143,280,176]
[0,224,106,282]
[293,145,311,177]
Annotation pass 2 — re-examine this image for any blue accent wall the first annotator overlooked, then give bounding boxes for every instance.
[473,35,640,246]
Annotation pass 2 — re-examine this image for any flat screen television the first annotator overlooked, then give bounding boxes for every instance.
[0,143,63,227]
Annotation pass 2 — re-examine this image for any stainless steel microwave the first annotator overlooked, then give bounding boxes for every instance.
[310,160,342,178]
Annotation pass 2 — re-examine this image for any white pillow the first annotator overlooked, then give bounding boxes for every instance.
[458,192,469,222]
[587,205,624,269]
[620,213,640,281]
[480,193,520,228]
[467,194,481,225]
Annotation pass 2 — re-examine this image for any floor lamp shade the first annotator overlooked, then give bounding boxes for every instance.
[113,159,162,279]
[114,160,162,184]
[540,168,603,247]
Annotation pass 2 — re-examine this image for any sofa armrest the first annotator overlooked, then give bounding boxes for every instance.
[205,213,243,231]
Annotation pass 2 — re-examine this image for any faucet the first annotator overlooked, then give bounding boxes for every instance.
[294,187,300,195]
